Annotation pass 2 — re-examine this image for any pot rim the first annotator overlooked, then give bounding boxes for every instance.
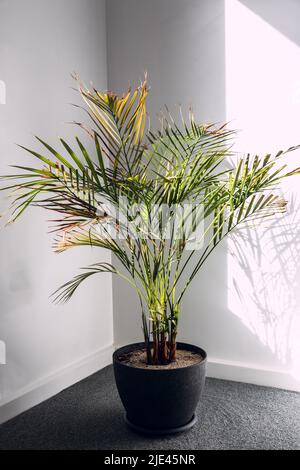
[113,341,207,371]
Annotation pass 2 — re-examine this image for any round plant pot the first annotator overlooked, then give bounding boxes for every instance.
[113,342,207,435]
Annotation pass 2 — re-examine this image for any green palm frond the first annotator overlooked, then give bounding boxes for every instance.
[74,75,149,175]
[52,262,118,304]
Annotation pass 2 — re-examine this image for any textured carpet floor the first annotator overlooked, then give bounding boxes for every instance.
[0,365,299,450]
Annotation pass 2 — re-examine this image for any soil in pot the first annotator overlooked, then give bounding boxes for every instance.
[117,347,203,369]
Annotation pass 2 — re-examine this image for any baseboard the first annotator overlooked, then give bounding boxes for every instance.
[207,357,300,392]
[0,344,114,425]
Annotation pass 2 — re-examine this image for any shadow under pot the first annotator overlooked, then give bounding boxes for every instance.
[113,342,207,435]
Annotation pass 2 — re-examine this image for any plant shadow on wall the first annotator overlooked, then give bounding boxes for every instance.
[223,0,300,384]
[228,192,300,381]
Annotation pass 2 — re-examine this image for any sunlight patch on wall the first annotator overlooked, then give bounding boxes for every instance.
[225,0,300,380]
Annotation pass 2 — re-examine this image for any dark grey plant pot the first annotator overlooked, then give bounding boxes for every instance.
[113,342,207,435]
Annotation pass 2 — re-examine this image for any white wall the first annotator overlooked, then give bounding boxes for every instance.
[107,0,300,391]
[0,0,113,422]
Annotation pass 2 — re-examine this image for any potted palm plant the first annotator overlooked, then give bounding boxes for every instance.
[1,77,299,434]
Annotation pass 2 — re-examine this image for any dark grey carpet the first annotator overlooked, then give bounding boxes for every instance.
[0,365,299,450]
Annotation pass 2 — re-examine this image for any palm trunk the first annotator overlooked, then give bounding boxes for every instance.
[145,337,152,365]
[152,325,159,364]
[142,311,152,364]
[159,333,169,364]
[169,332,177,362]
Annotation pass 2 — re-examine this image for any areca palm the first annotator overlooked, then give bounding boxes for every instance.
[2,76,300,365]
